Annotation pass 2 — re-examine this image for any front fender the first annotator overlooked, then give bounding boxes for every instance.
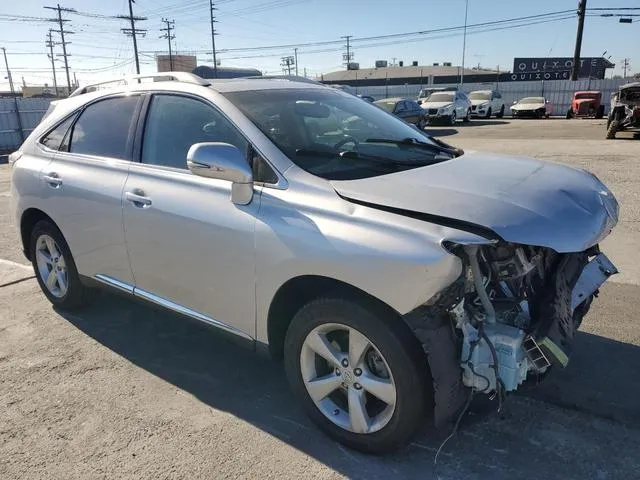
[254,183,490,344]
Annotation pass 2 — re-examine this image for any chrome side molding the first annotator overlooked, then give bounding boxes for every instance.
[93,275,253,341]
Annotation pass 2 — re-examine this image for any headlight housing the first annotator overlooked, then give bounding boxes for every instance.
[438,104,455,115]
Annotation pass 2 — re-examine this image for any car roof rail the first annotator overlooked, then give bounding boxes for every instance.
[69,72,211,97]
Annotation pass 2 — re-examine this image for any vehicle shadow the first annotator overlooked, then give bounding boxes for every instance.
[57,285,640,479]
[425,128,457,137]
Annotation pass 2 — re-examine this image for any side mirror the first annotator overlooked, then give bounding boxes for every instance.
[187,142,254,205]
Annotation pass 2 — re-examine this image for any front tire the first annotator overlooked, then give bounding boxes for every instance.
[485,107,492,119]
[606,120,619,139]
[284,297,430,454]
[30,220,94,310]
[463,109,471,123]
[449,110,457,125]
[496,105,505,118]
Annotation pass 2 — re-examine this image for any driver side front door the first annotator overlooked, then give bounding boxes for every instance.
[122,93,260,339]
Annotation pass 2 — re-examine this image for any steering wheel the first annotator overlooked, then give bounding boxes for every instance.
[334,135,359,151]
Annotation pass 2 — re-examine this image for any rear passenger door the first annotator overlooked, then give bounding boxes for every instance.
[43,94,142,287]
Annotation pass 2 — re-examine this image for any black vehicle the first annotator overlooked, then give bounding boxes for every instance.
[374,97,427,129]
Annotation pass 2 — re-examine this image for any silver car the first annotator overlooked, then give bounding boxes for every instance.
[10,73,619,454]
[420,90,472,124]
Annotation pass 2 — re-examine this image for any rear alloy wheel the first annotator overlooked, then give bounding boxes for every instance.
[30,220,94,309]
[284,298,429,453]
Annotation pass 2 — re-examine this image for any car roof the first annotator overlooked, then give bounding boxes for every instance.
[209,77,326,93]
[469,89,493,93]
[620,82,640,90]
[574,91,601,94]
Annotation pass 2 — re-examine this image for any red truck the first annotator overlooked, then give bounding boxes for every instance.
[566,91,605,119]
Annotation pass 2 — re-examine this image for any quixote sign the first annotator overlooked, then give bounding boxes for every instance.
[508,57,610,81]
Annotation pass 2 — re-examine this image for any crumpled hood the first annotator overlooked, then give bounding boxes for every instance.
[420,101,453,110]
[512,102,544,111]
[331,151,619,252]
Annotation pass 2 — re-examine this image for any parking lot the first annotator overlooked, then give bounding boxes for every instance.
[1,119,639,479]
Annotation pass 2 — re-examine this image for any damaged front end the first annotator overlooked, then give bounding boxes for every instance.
[405,240,617,427]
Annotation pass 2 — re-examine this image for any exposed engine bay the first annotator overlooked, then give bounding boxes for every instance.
[405,241,618,425]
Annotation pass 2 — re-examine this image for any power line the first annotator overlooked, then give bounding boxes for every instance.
[117,0,147,74]
[160,18,175,70]
[44,4,74,95]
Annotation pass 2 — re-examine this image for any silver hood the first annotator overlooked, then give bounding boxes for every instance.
[331,152,618,253]
[511,102,544,111]
[420,101,454,110]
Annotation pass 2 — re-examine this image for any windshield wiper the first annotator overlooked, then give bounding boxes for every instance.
[364,137,463,157]
[295,148,428,169]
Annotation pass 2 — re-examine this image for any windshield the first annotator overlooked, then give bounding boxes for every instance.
[575,93,598,100]
[519,97,544,104]
[223,88,456,180]
[469,92,491,101]
[426,92,454,103]
[373,100,396,112]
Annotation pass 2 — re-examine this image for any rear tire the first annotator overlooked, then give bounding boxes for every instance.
[449,111,457,125]
[30,220,95,310]
[284,297,430,454]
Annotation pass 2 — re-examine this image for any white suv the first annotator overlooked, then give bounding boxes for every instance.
[10,73,619,453]
[469,90,505,118]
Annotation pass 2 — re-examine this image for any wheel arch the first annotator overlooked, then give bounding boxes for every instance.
[266,274,417,360]
[20,208,56,261]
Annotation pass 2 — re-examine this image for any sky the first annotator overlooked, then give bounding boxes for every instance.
[1,0,638,91]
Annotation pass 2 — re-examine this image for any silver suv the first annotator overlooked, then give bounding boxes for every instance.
[10,73,619,453]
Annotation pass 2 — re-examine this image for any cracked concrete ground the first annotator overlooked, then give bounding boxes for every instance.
[1,119,639,479]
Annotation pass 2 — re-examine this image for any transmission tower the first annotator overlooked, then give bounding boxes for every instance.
[341,35,354,68]
[281,56,294,75]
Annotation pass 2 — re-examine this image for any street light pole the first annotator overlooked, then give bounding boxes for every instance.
[461,0,469,86]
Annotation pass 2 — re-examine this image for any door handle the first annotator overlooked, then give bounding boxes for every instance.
[43,173,62,188]
[125,191,152,208]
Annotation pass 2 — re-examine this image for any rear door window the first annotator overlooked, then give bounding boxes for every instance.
[68,96,140,159]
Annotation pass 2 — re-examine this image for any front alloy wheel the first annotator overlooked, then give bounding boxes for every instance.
[300,323,396,434]
[284,298,430,453]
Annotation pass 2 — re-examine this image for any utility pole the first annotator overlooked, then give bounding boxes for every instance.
[45,29,58,96]
[209,0,218,78]
[294,48,298,76]
[571,0,587,81]
[280,56,294,75]
[2,47,24,142]
[341,35,353,69]
[117,0,147,75]
[44,4,74,95]
[1,47,16,95]
[622,58,630,78]
[160,19,175,71]
[461,0,469,85]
